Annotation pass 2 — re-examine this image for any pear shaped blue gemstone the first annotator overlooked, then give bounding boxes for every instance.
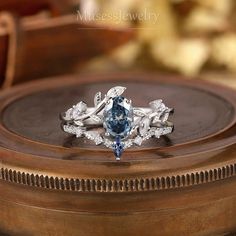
[104,96,133,138]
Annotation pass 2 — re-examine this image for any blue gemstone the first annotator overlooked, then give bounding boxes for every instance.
[104,96,133,138]
[113,136,124,160]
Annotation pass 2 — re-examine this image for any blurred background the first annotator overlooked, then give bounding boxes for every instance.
[0,0,236,88]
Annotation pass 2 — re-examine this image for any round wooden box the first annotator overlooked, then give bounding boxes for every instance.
[0,73,236,236]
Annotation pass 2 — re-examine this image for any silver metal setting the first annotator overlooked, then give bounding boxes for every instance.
[61,86,174,160]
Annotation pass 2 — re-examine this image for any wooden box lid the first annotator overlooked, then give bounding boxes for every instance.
[0,73,236,236]
[0,73,236,192]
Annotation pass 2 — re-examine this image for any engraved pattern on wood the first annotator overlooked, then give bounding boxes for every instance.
[1,164,236,192]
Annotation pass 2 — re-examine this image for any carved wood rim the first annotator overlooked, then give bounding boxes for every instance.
[1,163,236,192]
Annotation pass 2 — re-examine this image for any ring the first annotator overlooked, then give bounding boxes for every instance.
[61,86,174,160]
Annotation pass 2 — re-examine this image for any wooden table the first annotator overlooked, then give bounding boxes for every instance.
[0,73,236,236]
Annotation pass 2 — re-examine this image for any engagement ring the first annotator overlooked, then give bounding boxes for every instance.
[61,86,174,160]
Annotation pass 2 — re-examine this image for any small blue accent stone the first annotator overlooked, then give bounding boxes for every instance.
[113,136,124,160]
[104,96,133,138]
